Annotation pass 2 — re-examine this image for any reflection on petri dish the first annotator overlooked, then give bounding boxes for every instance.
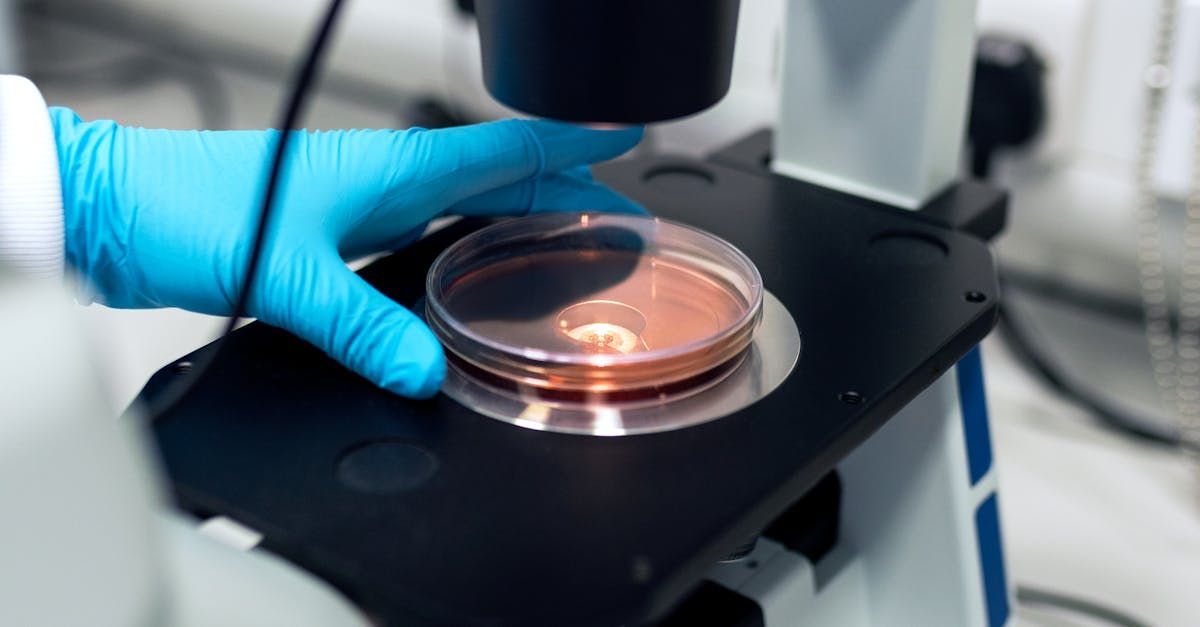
[425,213,762,405]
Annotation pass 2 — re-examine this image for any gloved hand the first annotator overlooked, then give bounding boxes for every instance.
[50,108,644,398]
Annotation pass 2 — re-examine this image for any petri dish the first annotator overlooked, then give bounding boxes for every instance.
[425,213,763,406]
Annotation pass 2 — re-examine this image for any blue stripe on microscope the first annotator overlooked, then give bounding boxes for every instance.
[956,346,993,486]
[975,493,1010,627]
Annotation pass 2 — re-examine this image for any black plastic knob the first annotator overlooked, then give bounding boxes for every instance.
[968,35,1047,178]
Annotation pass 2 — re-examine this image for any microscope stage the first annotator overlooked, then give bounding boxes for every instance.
[141,135,1002,626]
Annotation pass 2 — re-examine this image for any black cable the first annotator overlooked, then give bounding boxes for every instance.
[142,0,349,421]
[1002,267,1151,326]
[998,276,1181,447]
[219,0,347,335]
[1016,585,1151,627]
[973,120,1181,449]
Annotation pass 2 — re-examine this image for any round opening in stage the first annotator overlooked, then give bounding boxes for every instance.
[425,213,764,410]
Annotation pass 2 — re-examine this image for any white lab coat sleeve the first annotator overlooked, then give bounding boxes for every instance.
[0,75,64,280]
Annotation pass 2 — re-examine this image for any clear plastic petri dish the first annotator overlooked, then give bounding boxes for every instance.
[425,213,763,406]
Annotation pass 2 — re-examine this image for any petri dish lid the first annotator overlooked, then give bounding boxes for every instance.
[425,213,763,403]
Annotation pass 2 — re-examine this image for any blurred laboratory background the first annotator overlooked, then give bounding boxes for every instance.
[6,0,1199,624]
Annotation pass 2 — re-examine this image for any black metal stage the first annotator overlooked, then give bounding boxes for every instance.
[139,131,1004,626]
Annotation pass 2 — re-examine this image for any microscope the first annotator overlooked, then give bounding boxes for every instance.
[141,1,1010,625]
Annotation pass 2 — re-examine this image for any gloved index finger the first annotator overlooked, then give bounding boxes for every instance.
[520,120,644,175]
[404,120,643,209]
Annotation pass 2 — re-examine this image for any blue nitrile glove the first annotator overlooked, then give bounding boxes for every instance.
[49,108,644,398]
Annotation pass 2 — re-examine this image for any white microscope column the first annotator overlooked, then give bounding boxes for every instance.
[774,0,978,210]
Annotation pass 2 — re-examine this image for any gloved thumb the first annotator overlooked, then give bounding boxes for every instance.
[260,249,445,399]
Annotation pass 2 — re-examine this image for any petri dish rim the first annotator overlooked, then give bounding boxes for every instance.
[424,213,764,368]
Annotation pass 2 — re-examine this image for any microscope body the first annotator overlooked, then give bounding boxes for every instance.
[473,1,1011,625]
[134,1,1011,625]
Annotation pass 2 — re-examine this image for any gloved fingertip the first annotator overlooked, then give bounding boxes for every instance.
[382,321,446,399]
[406,352,447,400]
[616,199,650,216]
[524,120,644,171]
[582,123,644,152]
[617,124,646,143]
[526,175,650,217]
[581,123,643,140]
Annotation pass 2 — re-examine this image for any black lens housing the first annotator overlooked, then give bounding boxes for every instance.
[474,0,741,123]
